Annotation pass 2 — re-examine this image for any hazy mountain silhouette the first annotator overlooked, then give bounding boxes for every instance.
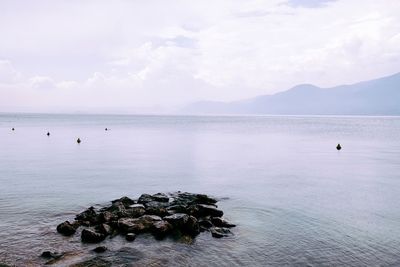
[182,72,400,115]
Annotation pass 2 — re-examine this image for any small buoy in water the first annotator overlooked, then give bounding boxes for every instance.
[12,128,15,131]
[336,143,342,150]
[105,128,108,131]
[77,138,81,144]
[47,132,50,136]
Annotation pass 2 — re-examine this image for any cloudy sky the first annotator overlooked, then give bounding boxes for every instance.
[1,0,399,113]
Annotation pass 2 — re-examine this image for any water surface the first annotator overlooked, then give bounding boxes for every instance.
[0,114,400,266]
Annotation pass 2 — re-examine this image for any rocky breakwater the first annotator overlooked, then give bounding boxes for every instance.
[56,192,236,244]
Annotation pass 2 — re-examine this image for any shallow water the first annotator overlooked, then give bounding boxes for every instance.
[0,114,400,266]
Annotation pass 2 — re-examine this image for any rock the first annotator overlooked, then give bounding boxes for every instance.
[105,201,127,217]
[98,211,118,223]
[112,196,135,206]
[135,215,162,232]
[79,221,91,227]
[125,205,146,218]
[151,193,169,202]
[56,192,234,245]
[81,229,106,243]
[130,203,145,209]
[164,213,199,236]
[75,207,98,225]
[138,193,169,204]
[139,214,163,222]
[40,251,63,259]
[56,221,77,236]
[118,218,141,233]
[164,213,189,227]
[170,192,217,206]
[106,201,145,218]
[118,215,161,233]
[210,227,232,238]
[166,204,188,214]
[137,194,153,204]
[126,233,136,241]
[151,220,173,238]
[95,223,113,235]
[191,204,223,218]
[195,194,218,205]
[199,219,213,228]
[93,246,107,253]
[211,217,236,228]
[144,201,170,216]
[183,215,200,236]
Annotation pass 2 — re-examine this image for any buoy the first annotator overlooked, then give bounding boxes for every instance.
[105,128,108,131]
[77,138,81,144]
[336,143,342,150]
[47,132,50,136]
[12,128,15,131]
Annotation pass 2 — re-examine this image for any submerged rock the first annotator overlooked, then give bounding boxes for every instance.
[211,227,232,238]
[93,246,107,253]
[70,257,111,267]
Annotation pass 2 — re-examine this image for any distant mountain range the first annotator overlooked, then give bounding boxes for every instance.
[182,72,400,115]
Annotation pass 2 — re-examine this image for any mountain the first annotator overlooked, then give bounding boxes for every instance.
[182,72,400,115]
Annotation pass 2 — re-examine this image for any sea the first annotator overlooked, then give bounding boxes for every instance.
[0,113,400,266]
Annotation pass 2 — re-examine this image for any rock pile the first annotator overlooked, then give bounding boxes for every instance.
[56,192,235,243]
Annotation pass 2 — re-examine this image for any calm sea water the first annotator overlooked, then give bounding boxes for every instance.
[1,113,400,266]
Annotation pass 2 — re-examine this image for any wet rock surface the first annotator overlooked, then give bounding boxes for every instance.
[56,221,77,236]
[56,192,235,246]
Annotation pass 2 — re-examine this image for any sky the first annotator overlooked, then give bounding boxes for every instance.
[0,0,400,113]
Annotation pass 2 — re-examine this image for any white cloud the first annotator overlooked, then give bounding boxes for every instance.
[0,0,399,112]
[29,76,56,90]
